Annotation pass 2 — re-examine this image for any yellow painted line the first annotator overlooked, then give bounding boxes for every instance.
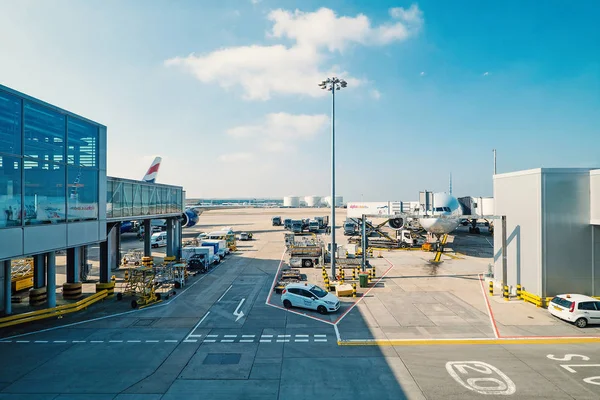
[337,337,600,346]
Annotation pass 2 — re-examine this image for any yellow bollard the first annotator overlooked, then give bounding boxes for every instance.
[503,285,509,301]
[516,284,522,299]
[352,268,356,280]
[368,271,372,284]
[352,282,357,298]
[372,266,376,279]
[489,280,493,296]
[124,270,129,281]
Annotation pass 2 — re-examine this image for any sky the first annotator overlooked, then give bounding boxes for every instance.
[0,0,598,201]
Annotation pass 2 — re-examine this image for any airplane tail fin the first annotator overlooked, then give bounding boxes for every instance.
[142,157,162,183]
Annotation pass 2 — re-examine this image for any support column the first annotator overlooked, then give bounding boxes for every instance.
[3,260,11,315]
[166,218,174,257]
[361,215,367,272]
[502,215,507,290]
[99,240,109,283]
[46,251,56,308]
[177,218,183,259]
[115,223,121,270]
[33,253,46,289]
[66,247,80,283]
[143,219,151,257]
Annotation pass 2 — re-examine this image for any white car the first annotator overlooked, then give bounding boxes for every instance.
[548,294,600,328]
[281,283,340,314]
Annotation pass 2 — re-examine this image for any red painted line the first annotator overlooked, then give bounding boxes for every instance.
[332,257,395,325]
[479,274,501,338]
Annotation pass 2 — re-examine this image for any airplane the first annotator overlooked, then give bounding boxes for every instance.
[142,156,161,183]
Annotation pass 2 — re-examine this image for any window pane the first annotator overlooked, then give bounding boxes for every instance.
[24,101,65,163]
[67,166,97,221]
[24,159,65,224]
[132,184,141,216]
[0,155,22,227]
[67,117,97,167]
[142,185,150,215]
[111,181,122,218]
[122,182,133,218]
[106,179,113,218]
[0,90,21,155]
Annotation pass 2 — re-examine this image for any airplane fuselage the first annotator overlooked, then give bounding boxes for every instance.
[417,192,463,236]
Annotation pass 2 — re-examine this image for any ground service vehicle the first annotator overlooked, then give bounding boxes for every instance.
[150,232,167,247]
[203,239,228,256]
[548,294,600,328]
[343,221,357,236]
[208,231,237,251]
[284,219,292,230]
[281,283,340,314]
[182,246,217,270]
[308,220,320,233]
[397,230,426,248]
[239,232,249,241]
[200,241,222,260]
[272,216,282,226]
[291,220,303,233]
[315,216,329,229]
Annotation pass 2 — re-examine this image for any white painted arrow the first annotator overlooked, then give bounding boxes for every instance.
[233,298,245,322]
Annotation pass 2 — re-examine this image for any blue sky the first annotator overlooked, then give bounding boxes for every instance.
[1,0,598,201]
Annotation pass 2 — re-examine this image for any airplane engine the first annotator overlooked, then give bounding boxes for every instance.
[388,217,404,230]
[181,209,199,228]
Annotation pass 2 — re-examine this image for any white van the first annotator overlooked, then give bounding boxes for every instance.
[151,232,167,248]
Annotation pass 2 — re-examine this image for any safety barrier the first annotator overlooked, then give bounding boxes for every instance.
[29,287,47,306]
[0,290,108,328]
[96,281,115,296]
[521,290,544,308]
[62,282,83,300]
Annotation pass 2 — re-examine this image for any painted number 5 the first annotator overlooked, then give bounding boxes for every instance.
[446,361,516,395]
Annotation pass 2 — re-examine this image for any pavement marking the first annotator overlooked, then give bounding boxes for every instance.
[337,337,600,346]
[224,335,237,338]
[184,311,211,341]
[278,335,290,338]
[90,341,104,343]
[109,340,123,343]
[295,334,308,338]
[295,339,309,342]
[72,340,86,343]
[34,340,48,343]
[217,284,233,302]
[260,339,272,343]
[189,334,203,338]
[203,340,217,343]
[127,340,141,343]
[277,339,290,343]
[479,274,500,338]
[331,259,395,326]
[164,340,178,343]
[0,261,226,341]
[184,340,198,343]
[16,340,29,343]
[240,339,254,343]
[314,339,328,342]
[446,361,516,395]
[220,339,234,343]
[261,334,273,338]
[314,334,327,338]
[145,340,159,343]
[53,340,67,343]
[207,335,219,338]
[242,335,255,338]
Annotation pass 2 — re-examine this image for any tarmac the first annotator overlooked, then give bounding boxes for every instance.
[2,208,600,399]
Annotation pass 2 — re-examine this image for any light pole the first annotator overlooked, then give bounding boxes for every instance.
[319,77,347,279]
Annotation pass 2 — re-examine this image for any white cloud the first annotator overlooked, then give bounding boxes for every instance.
[420,71,426,76]
[483,71,489,76]
[227,112,329,139]
[370,89,381,100]
[227,112,329,153]
[165,5,423,100]
[218,152,255,162]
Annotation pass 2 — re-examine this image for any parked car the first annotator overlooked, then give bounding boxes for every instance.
[548,294,600,328]
[281,283,340,314]
[150,232,167,248]
[239,232,249,241]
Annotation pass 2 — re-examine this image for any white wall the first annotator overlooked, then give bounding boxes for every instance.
[493,169,542,295]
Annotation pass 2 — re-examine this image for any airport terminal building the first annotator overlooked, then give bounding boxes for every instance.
[0,84,184,316]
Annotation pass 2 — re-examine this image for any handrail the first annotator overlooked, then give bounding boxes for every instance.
[0,290,108,328]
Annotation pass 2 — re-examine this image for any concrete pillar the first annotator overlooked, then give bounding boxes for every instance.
[46,251,56,308]
[99,240,109,283]
[166,218,174,257]
[115,223,121,269]
[177,218,183,259]
[66,247,80,283]
[3,260,11,315]
[143,219,151,257]
[33,253,46,289]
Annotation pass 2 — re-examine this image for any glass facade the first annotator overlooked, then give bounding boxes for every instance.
[106,177,183,220]
[0,86,101,227]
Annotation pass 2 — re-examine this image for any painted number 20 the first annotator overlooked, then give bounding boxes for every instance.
[446,361,516,395]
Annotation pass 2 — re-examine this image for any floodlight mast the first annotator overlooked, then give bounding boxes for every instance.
[318,77,347,278]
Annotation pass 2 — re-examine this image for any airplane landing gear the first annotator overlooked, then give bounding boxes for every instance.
[468,220,480,234]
